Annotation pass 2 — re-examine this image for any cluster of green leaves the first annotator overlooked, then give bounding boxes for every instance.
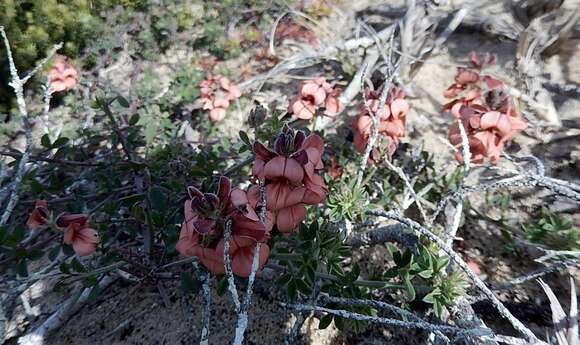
[523,208,580,251]
[382,243,467,317]
[275,220,377,332]
[327,179,370,222]
[1,91,237,283]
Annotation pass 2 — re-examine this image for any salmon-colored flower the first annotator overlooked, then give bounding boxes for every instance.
[444,53,527,164]
[176,177,271,276]
[26,200,49,230]
[199,75,242,122]
[351,87,410,159]
[288,77,342,120]
[250,125,327,233]
[217,235,270,277]
[56,214,99,257]
[48,55,79,93]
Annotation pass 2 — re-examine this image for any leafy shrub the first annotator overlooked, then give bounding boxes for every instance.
[523,208,580,251]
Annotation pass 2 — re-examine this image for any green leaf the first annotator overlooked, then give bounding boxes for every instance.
[15,260,28,277]
[59,262,70,274]
[277,274,292,286]
[129,114,140,125]
[52,137,69,148]
[216,276,228,296]
[423,292,435,304]
[41,134,52,148]
[318,315,333,329]
[404,277,416,301]
[435,257,450,272]
[30,179,43,193]
[148,187,166,211]
[239,130,251,147]
[295,279,312,295]
[287,280,297,301]
[62,244,75,256]
[71,258,87,272]
[87,283,100,302]
[418,270,433,279]
[116,95,130,108]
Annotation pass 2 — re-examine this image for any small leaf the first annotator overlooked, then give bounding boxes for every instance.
[287,280,297,301]
[148,187,166,211]
[276,274,292,286]
[129,114,140,125]
[59,262,70,274]
[87,283,100,302]
[318,314,333,329]
[239,130,251,147]
[216,276,228,296]
[423,292,436,304]
[116,95,130,108]
[295,279,312,294]
[52,137,70,148]
[41,134,52,148]
[404,277,416,301]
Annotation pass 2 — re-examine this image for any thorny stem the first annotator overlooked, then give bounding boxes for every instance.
[370,210,544,344]
[199,269,211,345]
[280,302,490,336]
[319,294,451,343]
[223,220,241,312]
[0,27,62,225]
[232,181,267,345]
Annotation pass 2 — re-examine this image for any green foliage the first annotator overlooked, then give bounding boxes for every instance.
[523,208,580,251]
[170,64,204,105]
[327,179,369,222]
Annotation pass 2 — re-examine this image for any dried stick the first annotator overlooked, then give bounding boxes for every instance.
[280,302,488,337]
[346,224,418,249]
[384,159,429,224]
[0,27,62,225]
[199,269,211,345]
[336,48,380,111]
[370,210,544,344]
[17,275,116,345]
[232,181,266,345]
[493,258,580,291]
[223,220,241,312]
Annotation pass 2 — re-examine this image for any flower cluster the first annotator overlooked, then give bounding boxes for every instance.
[199,75,242,122]
[175,176,272,277]
[351,87,410,159]
[48,55,79,93]
[251,125,327,232]
[26,200,100,256]
[288,77,342,120]
[444,52,527,163]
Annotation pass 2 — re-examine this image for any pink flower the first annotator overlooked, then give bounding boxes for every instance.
[351,87,410,159]
[56,214,100,256]
[217,236,270,277]
[199,75,242,122]
[176,177,271,276]
[288,77,342,120]
[250,125,327,233]
[48,55,79,93]
[444,53,527,164]
[26,200,49,230]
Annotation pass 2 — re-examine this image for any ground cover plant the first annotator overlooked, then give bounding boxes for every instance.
[1,0,580,344]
